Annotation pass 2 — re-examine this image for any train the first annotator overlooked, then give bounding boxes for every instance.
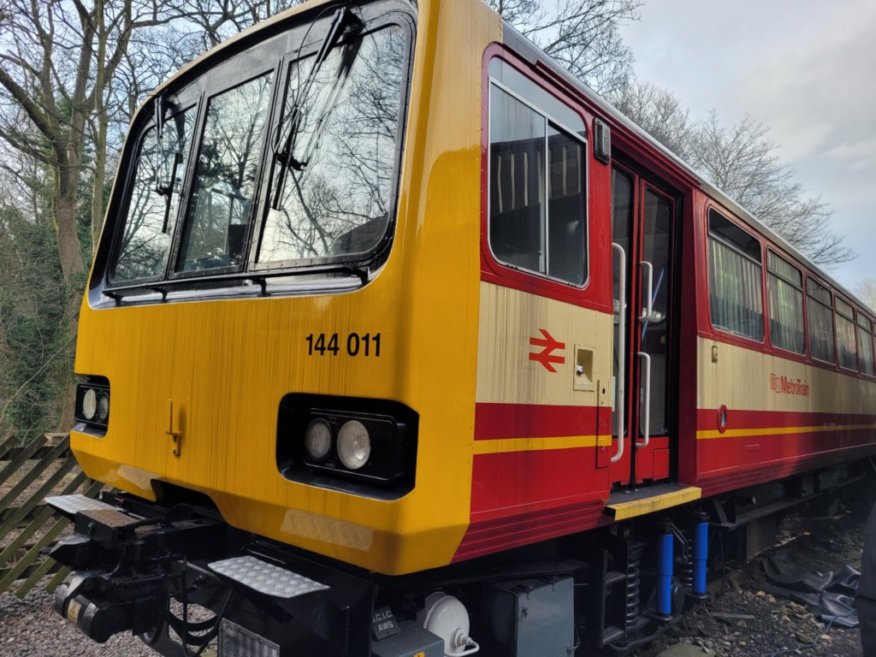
[45,0,876,655]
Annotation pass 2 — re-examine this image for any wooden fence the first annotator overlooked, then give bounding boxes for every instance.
[0,433,100,598]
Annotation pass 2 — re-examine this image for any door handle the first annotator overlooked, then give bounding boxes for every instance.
[636,351,651,448]
[611,242,626,464]
[639,260,653,321]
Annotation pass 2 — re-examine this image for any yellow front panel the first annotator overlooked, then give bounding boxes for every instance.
[72,0,502,575]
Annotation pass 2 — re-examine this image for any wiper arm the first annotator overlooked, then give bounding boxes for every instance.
[271,6,362,210]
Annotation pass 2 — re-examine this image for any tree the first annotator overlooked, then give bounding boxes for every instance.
[608,81,852,266]
[858,279,876,313]
[487,0,642,95]
[687,113,851,266]
[609,79,692,159]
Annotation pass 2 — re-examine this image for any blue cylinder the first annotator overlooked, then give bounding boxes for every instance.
[693,521,709,596]
[657,532,674,617]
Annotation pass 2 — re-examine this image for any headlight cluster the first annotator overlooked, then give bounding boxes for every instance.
[277,395,418,498]
[305,418,373,470]
[301,412,397,480]
[75,382,110,430]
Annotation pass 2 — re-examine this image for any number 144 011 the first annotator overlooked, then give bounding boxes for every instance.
[305,332,382,357]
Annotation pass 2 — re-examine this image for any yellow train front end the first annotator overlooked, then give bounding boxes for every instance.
[70,0,497,578]
[44,1,522,653]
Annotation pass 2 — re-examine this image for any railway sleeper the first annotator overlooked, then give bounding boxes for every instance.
[44,461,872,657]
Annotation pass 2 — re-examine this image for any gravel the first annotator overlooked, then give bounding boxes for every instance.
[647,509,868,657]
[0,588,156,657]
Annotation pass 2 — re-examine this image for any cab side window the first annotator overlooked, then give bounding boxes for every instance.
[488,60,587,286]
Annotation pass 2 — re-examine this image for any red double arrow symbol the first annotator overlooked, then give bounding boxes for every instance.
[529,328,566,373]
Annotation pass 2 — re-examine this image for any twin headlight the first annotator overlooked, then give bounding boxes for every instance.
[75,381,110,430]
[277,395,418,498]
[305,418,372,470]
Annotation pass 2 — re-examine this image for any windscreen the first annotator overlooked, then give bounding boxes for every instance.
[108,9,409,289]
[258,26,405,265]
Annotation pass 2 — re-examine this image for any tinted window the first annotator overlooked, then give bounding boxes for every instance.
[767,252,804,353]
[857,313,874,375]
[807,279,835,363]
[708,210,763,340]
[836,298,857,370]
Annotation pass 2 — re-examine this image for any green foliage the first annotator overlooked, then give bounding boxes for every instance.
[0,205,73,444]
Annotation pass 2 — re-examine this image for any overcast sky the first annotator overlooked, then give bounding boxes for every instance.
[619,0,876,297]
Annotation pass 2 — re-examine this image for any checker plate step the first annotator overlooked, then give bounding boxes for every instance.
[45,494,116,516]
[208,556,329,599]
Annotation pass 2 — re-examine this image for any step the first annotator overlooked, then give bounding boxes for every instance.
[605,483,702,521]
[44,494,115,516]
[209,555,329,599]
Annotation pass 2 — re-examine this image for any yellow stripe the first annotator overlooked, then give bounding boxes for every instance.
[473,435,610,455]
[697,423,876,440]
[607,486,702,521]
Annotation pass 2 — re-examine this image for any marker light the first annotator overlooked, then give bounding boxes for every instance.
[304,419,333,461]
[97,393,110,422]
[82,389,98,421]
[337,420,371,470]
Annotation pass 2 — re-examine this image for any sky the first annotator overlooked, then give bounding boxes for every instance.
[619,0,876,298]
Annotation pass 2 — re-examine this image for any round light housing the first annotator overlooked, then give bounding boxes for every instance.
[304,419,333,462]
[82,389,98,420]
[337,420,371,470]
[97,393,110,422]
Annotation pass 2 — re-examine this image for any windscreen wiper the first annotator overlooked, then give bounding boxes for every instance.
[153,97,186,234]
[271,6,363,210]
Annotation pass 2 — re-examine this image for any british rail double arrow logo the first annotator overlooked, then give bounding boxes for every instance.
[529,328,566,373]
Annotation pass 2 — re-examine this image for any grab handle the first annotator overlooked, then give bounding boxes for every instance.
[636,351,651,448]
[639,260,653,321]
[611,242,626,464]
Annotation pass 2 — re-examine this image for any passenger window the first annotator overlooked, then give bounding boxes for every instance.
[806,279,835,363]
[835,298,857,370]
[767,252,804,353]
[488,62,586,286]
[707,210,763,341]
[858,313,874,375]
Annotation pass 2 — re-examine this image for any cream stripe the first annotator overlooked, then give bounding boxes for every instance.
[697,423,876,440]
[473,435,610,455]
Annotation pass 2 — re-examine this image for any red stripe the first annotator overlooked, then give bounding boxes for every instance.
[474,402,604,440]
[696,408,876,432]
[453,499,608,563]
[471,448,608,516]
[696,444,876,498]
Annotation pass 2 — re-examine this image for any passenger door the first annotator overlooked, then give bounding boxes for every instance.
[610,165,678,486]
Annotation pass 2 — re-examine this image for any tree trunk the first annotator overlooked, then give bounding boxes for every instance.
[54,167,84,434]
